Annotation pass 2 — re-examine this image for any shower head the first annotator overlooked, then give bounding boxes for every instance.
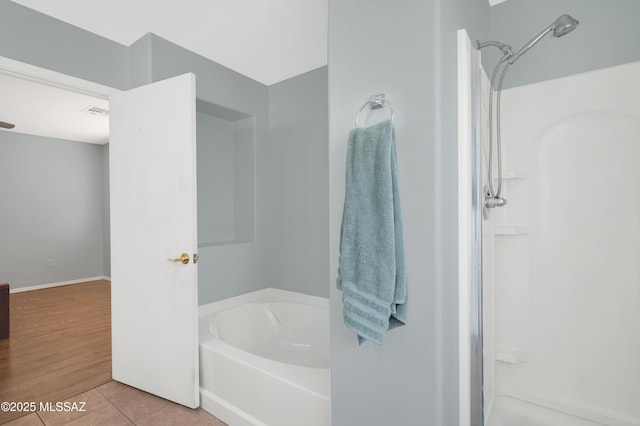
[475,13,579,208]
[552,14,580,37]
[510,14,579,63]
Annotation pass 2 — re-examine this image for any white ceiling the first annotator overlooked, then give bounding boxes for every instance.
[0,73,109,144]
[11,0,328,86]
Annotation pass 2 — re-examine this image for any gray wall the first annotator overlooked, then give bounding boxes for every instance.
[142,36,329,303]
[0,3,325,305]
[0,132,106,289]
[486,0,640,89]
[0,1,128,285]
[102,144,110,277]
[197,112,239,245]
[328,0,487,424]
[267,66,329,298]
[0,0,128,90]
[0,3,271,301]
[136,35,270,305]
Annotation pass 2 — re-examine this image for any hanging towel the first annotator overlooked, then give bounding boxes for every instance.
[337,119,407,345]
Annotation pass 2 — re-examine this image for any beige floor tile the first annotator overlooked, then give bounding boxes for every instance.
[64,405,132,426]
[96,381,169,423]
[135,403,221,426]
[0,388,37,424]
[3,382,228,426]
[3,413,44,426]
[193,410,228,426]
[94,381,135,404]
[36,389,112,426]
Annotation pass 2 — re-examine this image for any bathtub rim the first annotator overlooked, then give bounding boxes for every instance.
[199,287,329,318]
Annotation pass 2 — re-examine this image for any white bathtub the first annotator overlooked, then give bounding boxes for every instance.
[198,288,331,426]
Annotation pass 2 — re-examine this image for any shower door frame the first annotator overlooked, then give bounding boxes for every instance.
[457,29,485,426]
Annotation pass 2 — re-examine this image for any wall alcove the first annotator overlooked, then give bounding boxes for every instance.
[196,99,255,247]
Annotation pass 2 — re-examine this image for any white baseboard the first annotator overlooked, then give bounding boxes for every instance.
[200,388,266,426]
[9,276,111,293]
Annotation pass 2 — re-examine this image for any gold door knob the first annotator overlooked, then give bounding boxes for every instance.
[168,253,190,264]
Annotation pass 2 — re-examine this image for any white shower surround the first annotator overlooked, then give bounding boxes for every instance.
[483,61,640,425]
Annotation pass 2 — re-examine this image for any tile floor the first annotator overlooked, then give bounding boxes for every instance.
[4,381,226,426]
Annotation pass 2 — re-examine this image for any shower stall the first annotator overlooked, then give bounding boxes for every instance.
[458,16,640,426]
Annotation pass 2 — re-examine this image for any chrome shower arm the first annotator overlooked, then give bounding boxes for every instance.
[477,40,514,57]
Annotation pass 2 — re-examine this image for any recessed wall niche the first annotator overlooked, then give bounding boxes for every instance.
[196,99,255,246]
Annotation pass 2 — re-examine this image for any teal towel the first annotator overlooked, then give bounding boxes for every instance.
[337,119,407,345]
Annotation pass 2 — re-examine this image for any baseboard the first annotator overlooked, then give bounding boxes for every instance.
[9,276,111,293]
[200,388,266,426]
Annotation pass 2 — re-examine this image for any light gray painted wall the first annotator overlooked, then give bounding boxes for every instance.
[138,35,270,305]
[486,0,640,89]
[0,5,318,304]
[0,6,271,300]
[329,3,437,422]
[128,34,153,90]
[328,0,487,424]
[0,1,132,283]
[0,132,106,289]
[197,112,237,244]
[0,0,129,90]
[267,66,329,298]
[102,144,110,277]
[233,117,256,243]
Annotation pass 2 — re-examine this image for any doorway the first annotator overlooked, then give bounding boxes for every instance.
[0,56,116,423]
[0,56,115,291]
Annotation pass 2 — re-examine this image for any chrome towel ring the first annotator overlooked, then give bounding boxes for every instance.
[355,94,395,127]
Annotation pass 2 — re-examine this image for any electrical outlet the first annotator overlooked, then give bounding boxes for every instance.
[46,259,53,268]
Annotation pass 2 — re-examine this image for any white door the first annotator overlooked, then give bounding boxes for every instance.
[109,73,199,408]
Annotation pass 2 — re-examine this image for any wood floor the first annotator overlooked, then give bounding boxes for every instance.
[0,281,112,424]
[0,280,228,426]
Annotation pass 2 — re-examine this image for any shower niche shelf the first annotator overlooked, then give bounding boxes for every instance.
[502,170,528,180]
[495,345,528,364]
[196,100,255,247]
[494,226,528,236]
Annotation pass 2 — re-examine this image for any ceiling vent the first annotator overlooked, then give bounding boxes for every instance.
[82,105,109,116]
